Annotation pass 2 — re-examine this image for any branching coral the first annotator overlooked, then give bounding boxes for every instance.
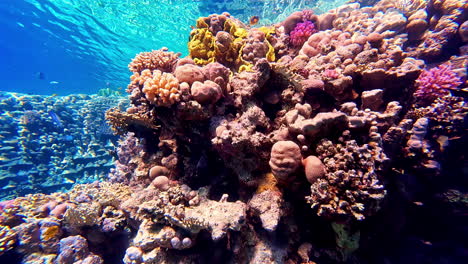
[306,137,388,220]
[142,70,181,107]
[128,48,180,73]
[414,64,462,106]
[269,141,302,181]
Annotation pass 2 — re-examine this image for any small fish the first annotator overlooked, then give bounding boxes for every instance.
[436,135,449,151]
[0,146,15,151]
[63,178,75,184]
[2,184,17,190]
[249,16,259,26]
[413,201,424,206]
[35,72,45,80]
[421,240,432,246]
[61,135,74,141]
[50,94,58,97]
[50,81,59,84]
[48,111,63,128]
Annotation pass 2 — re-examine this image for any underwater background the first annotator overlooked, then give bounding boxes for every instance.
[0,0,467,263]
[0,0,345,95]
[0,0,346,199]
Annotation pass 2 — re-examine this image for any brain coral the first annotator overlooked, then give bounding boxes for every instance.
[142,70,181,107]
[269,141,302,181]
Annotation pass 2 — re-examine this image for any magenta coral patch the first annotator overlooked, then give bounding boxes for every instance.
[290,21,317,47]
[414,64,461,106]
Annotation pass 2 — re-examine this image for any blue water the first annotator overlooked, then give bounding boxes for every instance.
[0,0,345,95]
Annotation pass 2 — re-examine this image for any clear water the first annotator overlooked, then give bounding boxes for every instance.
[0,0,345,95]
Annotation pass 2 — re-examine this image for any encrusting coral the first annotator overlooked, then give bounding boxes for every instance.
[2,1,468,263]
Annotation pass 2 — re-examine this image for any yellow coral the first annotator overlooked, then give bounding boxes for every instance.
[0,225,16,255]
[142,70,180,107]
[189,28,216,65]
[256,172,279,193]
[41,225,59,241]
[189,15,249,69]
[259,27,276,62]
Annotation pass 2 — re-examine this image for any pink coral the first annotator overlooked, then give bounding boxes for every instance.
[290,21,317,47]
[190,80,223,104]
[174,64,205,85]
[303,155,326,184]
[269,141,302,181]
[414,64,461,106]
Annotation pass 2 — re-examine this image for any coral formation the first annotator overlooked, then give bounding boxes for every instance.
[0,92,125,200]
[269,141,302,181]
[414,64,462,106]
[128,48,180,73]
[142,70,181,107]
[1,1,468,263]
[306,137,388,221]
[290,21,317,47]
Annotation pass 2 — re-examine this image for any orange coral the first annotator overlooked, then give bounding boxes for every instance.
[128,48,180,73]
[256,172,279,193]
[142,70,181,107]
[129,69,153,86]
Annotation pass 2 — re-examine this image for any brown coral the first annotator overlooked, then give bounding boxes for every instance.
[306,137,388,220]
[303,155,326,184]
[269,141,302,181]
[190,80,223,104]
[129,48,180,73]
[105,108,159,135]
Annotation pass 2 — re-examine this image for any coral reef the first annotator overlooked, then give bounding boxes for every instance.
[1,1,468,263]
[0,92,127,200]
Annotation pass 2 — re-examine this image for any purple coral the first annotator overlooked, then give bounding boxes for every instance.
[56,235,103,263]
[414,64,462,106]
[290,21,317,47]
